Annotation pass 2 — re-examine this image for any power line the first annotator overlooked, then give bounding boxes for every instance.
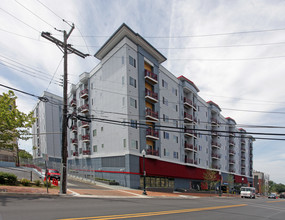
[0,7,40,33]
[46,57,63,91]
[36,0,63,21]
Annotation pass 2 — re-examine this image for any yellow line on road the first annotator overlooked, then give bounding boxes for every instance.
[58,204,247,220]
[267,200,285,203]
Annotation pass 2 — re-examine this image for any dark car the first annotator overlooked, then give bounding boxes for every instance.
[46,169,61,180]
[268,193,277,199]
[280,193,285,198]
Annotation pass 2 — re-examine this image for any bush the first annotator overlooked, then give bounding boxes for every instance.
[34,180,41,186]
[44,180,51,187]
[20,178,30,186]
[109,180,119,185]
[0,172,17,185]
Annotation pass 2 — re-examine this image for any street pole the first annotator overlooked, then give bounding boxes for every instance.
[41,24,89,194]
[142,149,147,195]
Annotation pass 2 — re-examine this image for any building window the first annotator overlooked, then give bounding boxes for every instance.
[93,145,97,152]
[91,83,93,90]
[101,144,104,148]
[173,135,178,143]
[130,97,137,108]
[101,127,104,132]
[129,56,136,67]
[162,79,168,89]
[129,76,136,88]
[123,139,127,148]
[122,56,124,64]
[131,140,138,149]
[93,129,97,137]
[122,97,125,106]
[122,76,125,85]
[164,132,169,139]
[173,152,179,159]
[199,145,202,151]
[130,120,137,128]
[164,148,166,156]
[162,97,168,106]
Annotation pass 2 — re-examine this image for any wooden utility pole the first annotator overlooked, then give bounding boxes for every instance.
[41,25,88,194]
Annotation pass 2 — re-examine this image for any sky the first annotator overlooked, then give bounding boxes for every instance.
[0,0,284,184]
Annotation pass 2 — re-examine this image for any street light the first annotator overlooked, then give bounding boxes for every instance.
[242,177,244,187]
[142,149,147,195]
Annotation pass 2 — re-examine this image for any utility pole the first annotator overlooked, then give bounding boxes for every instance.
[41,24,89,194]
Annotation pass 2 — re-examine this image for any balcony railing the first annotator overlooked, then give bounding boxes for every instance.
[184,128,197,138]
[229,159,235,164]
[146,148,159,156]
[241,146,246,152]
[73,152,78,156]
[145,89,158,103]
[144,70,158,84]
[185,158,198,165]
[211,141,221,148]
[72,139,78,145]
[211,153,221,159]
[145,108,158,121]
[83,150,91,155]
[229,141,235,146]
[146,128,159,140]
[241,155,246,160]
[212,165,221,170]
[184,143,197,151]
[229,168,235,173]
[70,99,77,107]
[229,149,235,155]
[80,88,88,99]
[71,125,77,132]
[81,121,89,128]
[211,118,219,124]
[184,112,193,122]
[78,104,89,113]
[82,135,90,142]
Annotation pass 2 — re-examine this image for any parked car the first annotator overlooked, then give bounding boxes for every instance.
[280,192,285,198]
[268,193,277,199]
[46,169,61,181]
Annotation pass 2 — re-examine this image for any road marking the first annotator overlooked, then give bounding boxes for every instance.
[67,189,80,196]
[267,200,285,203]
[58,204,247,220]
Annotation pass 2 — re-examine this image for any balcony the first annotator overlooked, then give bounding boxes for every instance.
[72,139,78,145]
[82,135,90,142]
[78,104,89,113]
[146,128,159,140]
[146,148,159,156]
[229,149,235,155]
[211,141,221,149]
[211,153,221,160]
[211,118,219,125]
[145,89,158,103]
[80,88,88,99]
[185,158,198,165]
[81,121,89,128]
[241,146,246,152]
[241,155,246,160]
[71,125,77,133]
[144,70,158,84]
[145,108,159,121]
[73,152,78,156]
[184,143,197,152]
[212,165,220,170]
[241,139,246,145]
[183,97,197,110]
[229,141,235,146]
[211,131,219,136]
[184,128,197,138]
[83,150,91,155]
[70,99,77,107]
[184,112,193,122]
[229,132,235,137]
[229,159,235,164]
[229,168,235,173]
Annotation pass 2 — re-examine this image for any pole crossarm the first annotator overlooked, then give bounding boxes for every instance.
[41,32,89,58]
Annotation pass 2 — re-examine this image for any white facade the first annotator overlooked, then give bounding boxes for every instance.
[32,91,62,161]
[67,24,254,188]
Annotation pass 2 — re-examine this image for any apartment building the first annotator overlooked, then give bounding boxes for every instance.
[67,24,254,189]
[32,91,62,163]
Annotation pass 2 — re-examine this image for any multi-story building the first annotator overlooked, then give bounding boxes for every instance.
[67,24,254,189]
[253,170,269,195]
[32,91,62,164]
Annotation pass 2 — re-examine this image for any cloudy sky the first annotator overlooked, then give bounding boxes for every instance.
[0,0,284,183]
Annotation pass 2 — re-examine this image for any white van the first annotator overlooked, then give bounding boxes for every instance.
[240,187,256,199]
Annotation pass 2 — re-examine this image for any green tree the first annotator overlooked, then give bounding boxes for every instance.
[203,170,218,191]
[0,90,35,151]
[18,149,32,159]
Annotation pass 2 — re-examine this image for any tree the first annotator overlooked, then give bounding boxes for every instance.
[18,149,32,159]
[0,90,35,151]
[203,169,218,191]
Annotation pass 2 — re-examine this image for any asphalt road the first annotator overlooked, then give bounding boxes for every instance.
[0,195,284,220]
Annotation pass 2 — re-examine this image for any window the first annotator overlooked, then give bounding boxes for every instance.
[163,97,168,106]
[92,99,93,106]
[93,145,97,152]
[173,135,178,143]
[101,127,104,131]
[91,83,93,90]
[162,79,168,89]
[164,132,169,139]
[93,129,97,137]
[129,76,136,88]
[122,97,125,106]
[164,148,166,156]
[163,114,169,122]
[129,56,136,67]
[123,139,127,148]
[122,56,124,64]
[173,152,179,159]
[122,76,125,85]
[131,140,138,149]
[199,158,201,164]
[199,145,202,151]
[130,97,137,108]
[101,144,104,148]
[130,120,137,128]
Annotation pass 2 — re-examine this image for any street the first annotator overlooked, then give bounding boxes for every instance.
[0,195,284,220]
